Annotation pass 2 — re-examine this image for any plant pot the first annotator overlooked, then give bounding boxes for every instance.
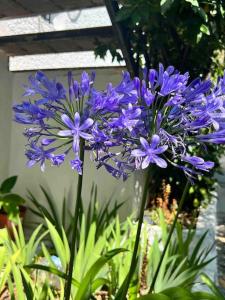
[0,206,26,237]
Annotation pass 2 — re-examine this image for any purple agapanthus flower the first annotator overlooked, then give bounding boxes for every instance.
[23,71,66,105]
[70,157,83,175]
[182,156,214,172]
[25,142,55,172]
[13,65,225,177]
[58,112,93,154]
[132,135,168,169]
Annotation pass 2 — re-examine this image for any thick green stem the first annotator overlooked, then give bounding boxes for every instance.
[149,180,190,293]
[64,140,85,300]
[121,169,151,300]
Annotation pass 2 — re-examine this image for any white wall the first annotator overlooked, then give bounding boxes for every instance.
[0,53,13,182]
[6,66,134,222]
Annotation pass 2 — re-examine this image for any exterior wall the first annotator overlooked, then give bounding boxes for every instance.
[0,53,13,182]
[7,67,134,222]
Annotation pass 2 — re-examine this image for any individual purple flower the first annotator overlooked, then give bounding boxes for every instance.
[141,81,155,106]
[25,142,55,172]
[182,156,214,172]
[198,129,225,144]
[51,154,66,166]
[58,112,93,154]
[23,71,66,105]
[109,103,141,131]
[70,157,83,175]
[131,135,168,169]
[13,101,54,125]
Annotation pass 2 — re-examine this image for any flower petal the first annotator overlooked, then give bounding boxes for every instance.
[79,132,92,140]
[150,134,160,149]
[79,118,94,131]
[58,130,72,137]
[142,156,151,169]
[74,112,80,128]
[131,149,146,157]
[61,114,74,129]
[73,136,80,153]
[153,145,168,154]
[153,155,167,168]
[27,160,36,168]
[140,137,149,150]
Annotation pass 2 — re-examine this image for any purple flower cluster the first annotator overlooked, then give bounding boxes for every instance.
[13,65,225,179]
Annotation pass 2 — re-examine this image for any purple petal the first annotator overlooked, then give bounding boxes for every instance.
[150,134,160,149]
[131,149,146,157]
[74,112,80,128]
[142,156,151,169]
[73,136,80,153]
[79,132,92,140]
[140,137,149,150]
[153,156,167,168]
[41,138,56,146]
[70,157,83,175]
[153,145,168,154]
[204,161,214,169]
[58,130,72,137]
[27,160,36,168]
[79,118,94,131]
[61,114,74,129]
[183,156,204,165]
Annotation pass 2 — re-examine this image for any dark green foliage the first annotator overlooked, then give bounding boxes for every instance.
[0,176,25,221]
[96,0,225,79]
[147,143,225,211]
[0,176,17,194]
[27,183,124,244]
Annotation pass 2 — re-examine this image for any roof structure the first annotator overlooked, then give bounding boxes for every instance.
[0,0,134,73]
[0,0,104,18]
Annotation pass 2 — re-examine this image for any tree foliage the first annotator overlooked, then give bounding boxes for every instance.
[96,0,225,79]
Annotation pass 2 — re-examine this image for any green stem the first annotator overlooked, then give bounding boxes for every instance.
[121,169,151,300]
[149,179,190,293]
[64,139,85,300]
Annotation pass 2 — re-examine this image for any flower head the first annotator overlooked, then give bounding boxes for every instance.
[13,66,225,177]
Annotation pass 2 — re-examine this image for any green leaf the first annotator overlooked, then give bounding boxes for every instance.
[12,265,26,300]
[20,269,34,300]
[45,218,68,269]
[138,294,170,300]
[160,0,175,14]
[0,194,25,221]
[0,176,17,194]
[192,291,218,300]
[76,248,127,300]
[185,0,199,7]
[38,281,49,300]
[201,274,225,299]
[162,287,193,299]
[200,24,210,35]
[40,185,61,232]
[91,277,110,292]
[25,264,79,287]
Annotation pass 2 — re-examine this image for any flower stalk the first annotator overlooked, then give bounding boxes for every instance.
[64,139,85,300]
[149,179,191,293]
[121,169,151,299]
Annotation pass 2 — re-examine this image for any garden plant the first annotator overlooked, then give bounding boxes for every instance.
[12,62,225,299]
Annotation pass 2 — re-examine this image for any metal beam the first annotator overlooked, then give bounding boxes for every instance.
[0,26,117,55]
